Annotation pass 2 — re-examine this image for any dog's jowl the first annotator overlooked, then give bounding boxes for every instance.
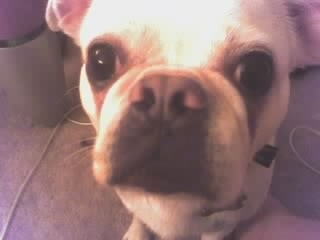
[46,0,320,239]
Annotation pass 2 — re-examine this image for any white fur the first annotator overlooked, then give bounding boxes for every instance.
[46,0,320,239]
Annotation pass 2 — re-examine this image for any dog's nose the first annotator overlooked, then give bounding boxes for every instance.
[129,75,207,120]
[106,74,209,191]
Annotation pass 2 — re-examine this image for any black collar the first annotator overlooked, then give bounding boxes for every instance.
[254,144,278,168]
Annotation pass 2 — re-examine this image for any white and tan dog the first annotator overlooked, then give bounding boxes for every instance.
[46,0,320,239]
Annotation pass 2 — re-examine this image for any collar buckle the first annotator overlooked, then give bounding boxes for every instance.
[254,144,278,168]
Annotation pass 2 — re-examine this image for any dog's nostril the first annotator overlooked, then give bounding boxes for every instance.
[171,87,207,115]
[183,87,207,110]
[130,86,155,112]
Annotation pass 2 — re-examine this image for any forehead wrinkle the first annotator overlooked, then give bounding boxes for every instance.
[209,29,275,71]
[79,0,240,48]
[82,21,232,68]
[80,0,288,69]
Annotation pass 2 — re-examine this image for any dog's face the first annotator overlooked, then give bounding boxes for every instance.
[46,0,320,238]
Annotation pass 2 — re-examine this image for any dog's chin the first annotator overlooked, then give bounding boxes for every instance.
[115,186,246,238]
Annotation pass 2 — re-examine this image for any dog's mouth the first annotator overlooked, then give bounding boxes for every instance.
[197,194,247,217]
[116,184,247,235]
[103,110,212,195]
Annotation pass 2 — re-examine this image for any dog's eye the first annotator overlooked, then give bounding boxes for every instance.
[235,51,274,97]
[86,43,119,85]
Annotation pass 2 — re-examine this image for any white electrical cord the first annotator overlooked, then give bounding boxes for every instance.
[289,126,320,175]
[0,85,92,240]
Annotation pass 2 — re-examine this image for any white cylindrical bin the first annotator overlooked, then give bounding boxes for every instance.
[0,0,68,127]
[0,27,67,127]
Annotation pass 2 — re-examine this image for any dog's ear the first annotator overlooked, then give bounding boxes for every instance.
[46,0,91,39]
[288,0,320,68]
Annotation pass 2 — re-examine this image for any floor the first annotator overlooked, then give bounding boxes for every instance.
[0,35,320,240]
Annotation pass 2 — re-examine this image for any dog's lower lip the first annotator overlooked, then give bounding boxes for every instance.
[199,195,247,217]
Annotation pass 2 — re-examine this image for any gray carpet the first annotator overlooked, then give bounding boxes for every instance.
[1,37,320,240]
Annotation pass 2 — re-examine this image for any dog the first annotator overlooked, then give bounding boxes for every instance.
[45,0,320,239]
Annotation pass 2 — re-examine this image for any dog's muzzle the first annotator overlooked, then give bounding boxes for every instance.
[101,72,213,196]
